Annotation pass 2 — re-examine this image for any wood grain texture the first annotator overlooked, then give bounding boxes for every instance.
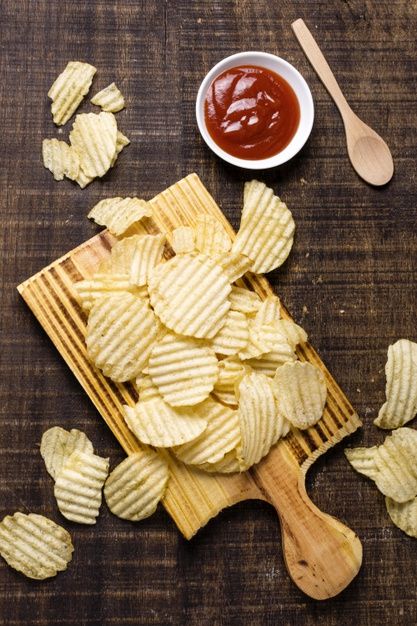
[0,0,416,624]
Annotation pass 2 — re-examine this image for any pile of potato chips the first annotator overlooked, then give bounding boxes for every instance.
[346,339,417,538]
[42,61,129,187]
[76,180,329,476]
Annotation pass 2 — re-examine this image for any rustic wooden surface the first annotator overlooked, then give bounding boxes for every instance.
[0,0,416,624]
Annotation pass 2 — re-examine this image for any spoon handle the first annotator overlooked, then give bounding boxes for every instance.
[291,18,351,119]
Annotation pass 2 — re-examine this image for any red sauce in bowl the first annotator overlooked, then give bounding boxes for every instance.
[204,65,300,160]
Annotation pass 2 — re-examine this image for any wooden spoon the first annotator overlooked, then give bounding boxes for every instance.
[292,18,394,186]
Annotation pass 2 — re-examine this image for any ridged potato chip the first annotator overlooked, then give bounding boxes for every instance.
[148,333,218,406]
[232,180,295,273]
[74,273,144,311]
[374,339,417,429]
[229,286,262,314]
[54,450,109,524]
[273,361,327,429]
[124,397,207,447]
[69,112,117,178]
[172,397,240,465]
[148,253,231,339]
[345,428,417,502]
[245,323,296,376]
[237,372,287,470]
[42,138,79,181]
[212,358,246,407]
[196,449,241,474]
[40,426,94,480]
[86,293,159,382]
[135,374,161,401]
[254,295,281,325]
[386,496,417,538]
[88,197,152,236]
[129,234,165,286]
[104,450,169,521]
[195,215,232,257]
[212,388,239,407]
[238,320,272,360]
[274,319,308,349]
[210,310,249,356]
[91,82,125,113]
[48,61,96,125]
[110,130,131,167]
[171,226,195,254]
[216,250,253,282]
[74,166,95,189]
[0,513,73,580]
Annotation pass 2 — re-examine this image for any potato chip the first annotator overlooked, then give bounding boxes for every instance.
[74,273,144,310]
[229,286,262,314]
[91,82,125,113]
[104,450,169,521]
[232,180,295,273]
[172,397,240,465]
[274,319,308,349]
[196,449,241,474]
[253,295,281,325]
[74,166,95,189]
[88,197,152,237]
[374,339,417,430]
[245,323,296,375]
[195,215,232,257]
[273,361,327,429]
[386,496,417,538]
[129,234,165,286]
[0,513,73,580]
[110,130,131,166]
[42,138,80,181]
[210,310,249,356]
[135,374,160,401]
[212,389,239,407]
[48,61,96,126]
[124,397,207,447]
[54,450,109,524]
[237,372,286,470]
[148,333,218,406]
[345,428,417,502]
[238,321,272,360]
[40,426,94,480]
[171,226,195,254]
[86,293,159,382]
[148,253,231,339]
[215,357,247,387]
[216,250,253,282]
[69,112,117,178]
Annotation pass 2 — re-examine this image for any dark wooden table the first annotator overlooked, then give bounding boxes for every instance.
[1,1,416,624]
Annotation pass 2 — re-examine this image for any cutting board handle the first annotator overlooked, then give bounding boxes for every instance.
[253,443,362,600]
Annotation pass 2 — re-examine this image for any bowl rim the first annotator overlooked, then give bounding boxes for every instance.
[195,50,314,170]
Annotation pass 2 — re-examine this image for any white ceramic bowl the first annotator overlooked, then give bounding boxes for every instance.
[196,51,314,169]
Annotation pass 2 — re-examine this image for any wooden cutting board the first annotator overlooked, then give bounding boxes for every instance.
[18,173,362,600]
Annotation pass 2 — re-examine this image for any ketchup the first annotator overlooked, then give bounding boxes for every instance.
[204,65,300,160]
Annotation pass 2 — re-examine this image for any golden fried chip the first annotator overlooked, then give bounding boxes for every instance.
[74,273,144,310]
[40,426,94,480]
[148,253,231,339]
[210,310,249,356]
[129,234,165,286]
[273,361,327,429]
[274,319,308,349]
[54,450,109,524]
[135,374,161,401]
[148,333,218,406]
[245,322,296,375]
[88,197,152,236]
[386,496,417,538]
[254,295,281,325]
[172,397,240,465]
[345,428,417,502]
[237,372,287,470]
[196,449,241,474]
[104,450,169,521]
[216,250,253,282]
[48,61,96,125]
[212,389,239,407]
[42,138,80,181]
[86,293,159,382]
[232,180,295,273]
[124,397,207,447]
[69,112,117,178]
[238,320,272,360]
[0,513,73,580]
[110,130,131,166]
[374,339,417,430]
[229,286,262,314]
[171,226,195,254]
[91,82,125,113]
[194,215,232,257]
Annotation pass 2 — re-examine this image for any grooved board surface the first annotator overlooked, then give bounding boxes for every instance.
[1,1,416,625]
